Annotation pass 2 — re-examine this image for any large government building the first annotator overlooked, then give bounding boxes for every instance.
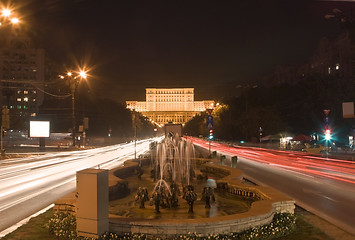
[126,88,214,126]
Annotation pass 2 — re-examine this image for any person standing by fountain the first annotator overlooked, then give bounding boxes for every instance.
[137,162,143,180]
[183,185,197,213]
[152,188,162,213]
[202,186,215,208]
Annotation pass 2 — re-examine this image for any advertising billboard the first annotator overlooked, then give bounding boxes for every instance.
[343,102,354,118]
[29,121,50,138]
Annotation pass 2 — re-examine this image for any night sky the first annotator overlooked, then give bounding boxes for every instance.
[12,0,355,101]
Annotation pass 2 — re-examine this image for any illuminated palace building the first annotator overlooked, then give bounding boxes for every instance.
[126,88,214,126]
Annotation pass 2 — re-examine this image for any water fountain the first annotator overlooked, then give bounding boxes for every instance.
[150,133,197,212]
[109,134,261,221]
[73,133,295,238]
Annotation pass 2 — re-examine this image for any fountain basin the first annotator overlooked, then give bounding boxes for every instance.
[107,158,295,237]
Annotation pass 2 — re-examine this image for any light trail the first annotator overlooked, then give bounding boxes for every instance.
[0,136,163,234]
[188,137,355,184]
[185,137,355,234]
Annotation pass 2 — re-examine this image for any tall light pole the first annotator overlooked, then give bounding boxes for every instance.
[60,69,87,147]
[132,110,137,159]
[0,7,20,157]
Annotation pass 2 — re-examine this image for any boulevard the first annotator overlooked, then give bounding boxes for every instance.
[189,137,355,235]
[1,136,355,237]
[2,1,355,239]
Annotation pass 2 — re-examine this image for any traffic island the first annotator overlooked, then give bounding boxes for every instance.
[54,157,295,238]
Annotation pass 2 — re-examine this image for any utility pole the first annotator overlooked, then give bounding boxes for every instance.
[1,107,10,157]
[132,110,137,159]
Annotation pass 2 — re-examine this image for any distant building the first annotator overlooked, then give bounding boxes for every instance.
[126,88,214,126]
[0,25,45,118]
[267,30,353,87]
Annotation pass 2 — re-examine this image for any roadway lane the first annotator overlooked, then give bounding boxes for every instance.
[189,137,355,235]
[0,137,162,235]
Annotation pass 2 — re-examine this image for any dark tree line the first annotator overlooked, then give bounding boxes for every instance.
[37,86,154,138]
[184,74,355,145]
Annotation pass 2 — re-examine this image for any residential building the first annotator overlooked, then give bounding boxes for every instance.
[0,25,45,119]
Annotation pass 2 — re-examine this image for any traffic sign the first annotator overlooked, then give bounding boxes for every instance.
[323,109,330,117]
[206,115,213,129]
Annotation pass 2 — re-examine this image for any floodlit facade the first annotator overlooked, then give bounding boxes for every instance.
[126,88,214,126]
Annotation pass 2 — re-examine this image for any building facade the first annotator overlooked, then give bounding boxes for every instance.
[0,25,45,119]
[126,88,214,126]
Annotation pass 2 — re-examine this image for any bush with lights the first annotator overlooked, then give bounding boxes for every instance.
[47,212,296,240]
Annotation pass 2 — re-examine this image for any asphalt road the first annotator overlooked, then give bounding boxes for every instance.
[189,137,355,235]
[238,157,355,235]
[0,137,161,236]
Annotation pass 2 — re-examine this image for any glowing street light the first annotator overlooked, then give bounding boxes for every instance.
[0,7,20,27]
[1,8,11,18]
[10,17,19,24]
[59,68,88,147]
[79,70,87,79]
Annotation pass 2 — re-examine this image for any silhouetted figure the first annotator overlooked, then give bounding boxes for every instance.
[183,185,197,213]
[189,168,195,181]
[159,185,170,208]
[202,186,215,208]
[137,163,143,180]
[135,187,149,208]
[169,182,180,208]
[152,190,162,213]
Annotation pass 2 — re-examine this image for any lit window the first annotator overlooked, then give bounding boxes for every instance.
[17,90,21,94]
[17,105,21,109]
[24,90,28,94]
[335,64,340,70]
[24,97,28,102]
[31,113,36,117]
[17,98,21,102]
[328,67,331,74]
[33,98,36,102]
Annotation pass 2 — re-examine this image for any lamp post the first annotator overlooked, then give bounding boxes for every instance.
[0,7,20,158]
[60,69,87,147]
[132,110,137,159]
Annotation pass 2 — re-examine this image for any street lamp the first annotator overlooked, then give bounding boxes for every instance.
[0,8,20,27]
[131,110,137,159]
[59,68,87,147]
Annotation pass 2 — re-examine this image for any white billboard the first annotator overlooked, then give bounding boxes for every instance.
[30,121,50,138]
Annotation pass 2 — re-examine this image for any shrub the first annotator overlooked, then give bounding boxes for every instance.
[46,211,77,240]
[46,212,296,240]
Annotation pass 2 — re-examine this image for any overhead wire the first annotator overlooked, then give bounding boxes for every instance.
[1,79,72,98]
